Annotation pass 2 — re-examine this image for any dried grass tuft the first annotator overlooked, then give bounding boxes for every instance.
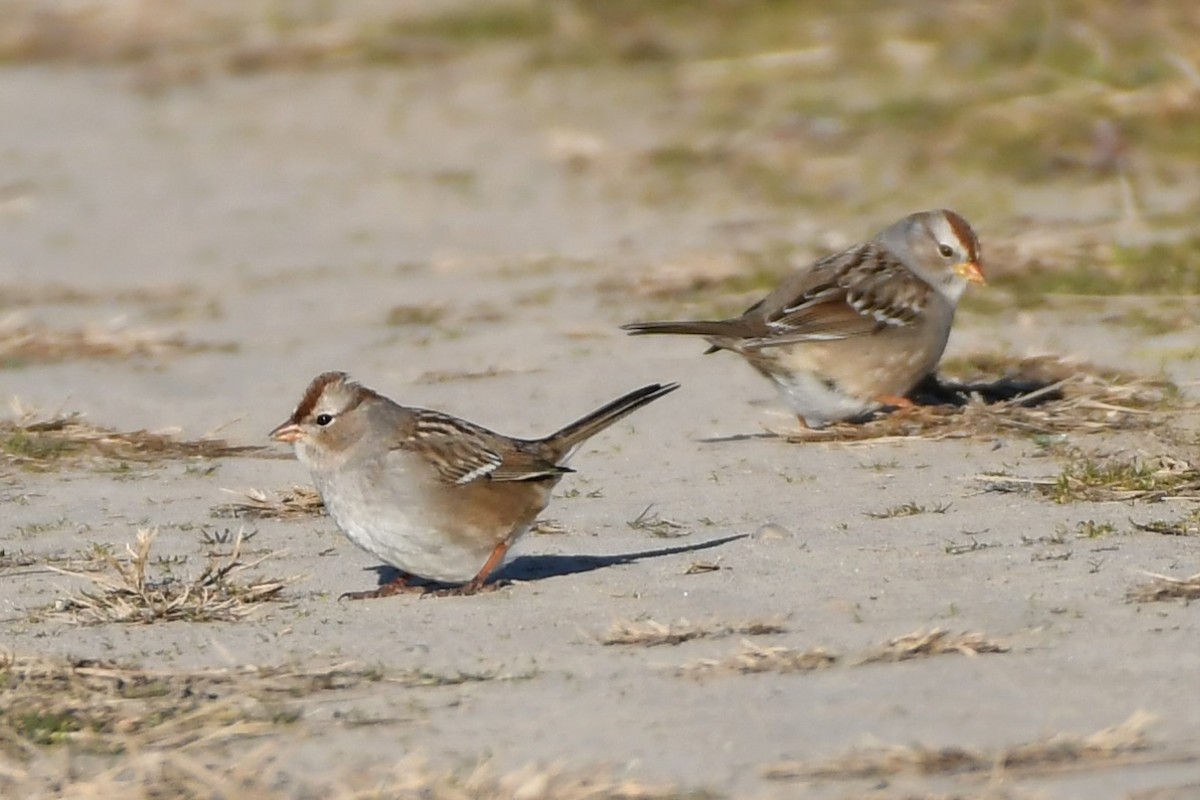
[1130,516,1200,537]
[600,618,786,647]
[339,758,703,800]
[1,405,260,467]
[1,545,115,574]
[52,528,294,624]
[681,628,1009,678]
[0,653,531,777]
[0,318,224,367]
[680,641,838,677]
[1126,571,1200,603]
[781,356,1180,444]
[979,454,1200,503]
[0,748,703,800]
[212,486,324,520]
[0,658,293,760]
[856,628,1010,664]
[764,712,1158,781]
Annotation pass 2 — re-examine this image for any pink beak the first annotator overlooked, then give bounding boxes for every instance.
[270,421,303,443]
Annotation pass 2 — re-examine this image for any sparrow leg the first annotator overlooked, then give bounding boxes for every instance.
[875,394,916,412]
[461,540,512,594]
[426,541,512,597]
[339,573,426,601]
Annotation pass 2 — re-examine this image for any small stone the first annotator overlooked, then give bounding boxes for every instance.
[754,523,792,541]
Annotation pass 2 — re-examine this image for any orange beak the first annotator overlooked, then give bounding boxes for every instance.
[269,421,303,443]
[955,261,987,285]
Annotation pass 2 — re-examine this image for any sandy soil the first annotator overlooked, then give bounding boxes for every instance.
[2,53,1200,799]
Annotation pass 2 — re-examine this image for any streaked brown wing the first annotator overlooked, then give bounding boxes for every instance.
[397,411,566,485]
[744,244,930,349]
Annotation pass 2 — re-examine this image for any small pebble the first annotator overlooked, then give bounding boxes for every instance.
[754,523,792,541]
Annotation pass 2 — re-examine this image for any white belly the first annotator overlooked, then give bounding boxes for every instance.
[314,471,505,584]
[769,371,878,428]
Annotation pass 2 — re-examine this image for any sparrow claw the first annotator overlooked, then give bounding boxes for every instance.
[760,420,836,441]
[338,575,426,600]
[422,579,510,598]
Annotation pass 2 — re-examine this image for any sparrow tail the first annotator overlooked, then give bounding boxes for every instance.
[621,320,746,338]
[545,382,680,457]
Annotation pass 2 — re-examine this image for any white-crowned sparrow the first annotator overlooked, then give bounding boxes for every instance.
[270,373,679,597]
[622,209,985,428]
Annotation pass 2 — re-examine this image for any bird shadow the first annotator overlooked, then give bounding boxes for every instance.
[906,371,1062,408]
[366,533,747,590]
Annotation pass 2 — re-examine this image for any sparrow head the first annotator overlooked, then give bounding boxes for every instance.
[879,209,986,302]
[270,371,377,469]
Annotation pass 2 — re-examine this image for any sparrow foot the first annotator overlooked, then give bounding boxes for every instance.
[424,579,510,598]
[762,417,835,440]
[339,574,425,601]
[875,394,916,412]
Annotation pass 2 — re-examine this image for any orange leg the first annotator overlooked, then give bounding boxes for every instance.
[463,540,512,594]
[875,394,915,411]
[339,573,426,601]
[429,541,512,597]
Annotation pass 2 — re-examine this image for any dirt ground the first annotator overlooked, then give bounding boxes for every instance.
[2,3,1200,798]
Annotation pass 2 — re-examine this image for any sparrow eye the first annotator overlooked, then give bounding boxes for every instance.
[315,413,334,427]
[938,244,954,258]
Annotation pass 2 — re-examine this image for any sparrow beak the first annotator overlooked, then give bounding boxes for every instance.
[955,261,987,285]
[269,421,303,443]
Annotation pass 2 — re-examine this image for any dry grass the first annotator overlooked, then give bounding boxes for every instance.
[384,304,446,327]
[682,628,1007,678]
[0,283,216,312]
[1,544,117,574]
[599,617,786,647]
[0,406,260,468]
[762,712,1163,781]
[0,649,682,797]
[1046,454,1200,503]
[415,366,533,385]
[0,653,538,777]
[865,501,952,520]
[51,528,294,624]
[627,504,689,538]
[0,748,707,800]
[531,518,568,535]
[779,356,1180,444]
[1130,515,1200,537]
[0,318,225,368]
[1126,571,1200,603]
[212,486,324,520]
[856,629,1010,664]
[681,642,839,677]
[1,657,332,757]
[0,550,40,570]
[979,453,1200,503]
[2,0,1198,245]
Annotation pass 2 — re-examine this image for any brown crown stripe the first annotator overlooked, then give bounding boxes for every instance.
[944,210,981,266]
[290,371,348,423]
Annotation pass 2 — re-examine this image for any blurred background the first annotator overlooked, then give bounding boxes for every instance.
[1,0,1199,431]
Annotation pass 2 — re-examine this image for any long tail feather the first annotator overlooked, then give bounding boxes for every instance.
[546,382,679,456]
[621,320,745,338]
